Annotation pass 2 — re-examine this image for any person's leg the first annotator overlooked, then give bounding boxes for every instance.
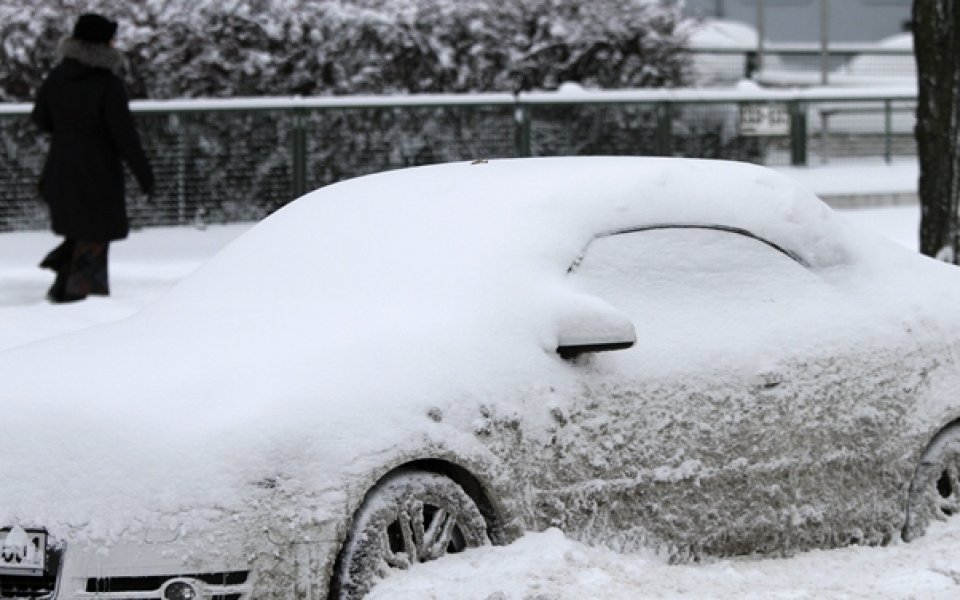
[64,241,110,298]
[45,239,76,303]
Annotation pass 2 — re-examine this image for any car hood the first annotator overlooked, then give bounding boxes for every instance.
[0,270,580,543]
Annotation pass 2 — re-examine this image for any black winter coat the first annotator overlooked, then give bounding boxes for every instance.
[32,39,153,242]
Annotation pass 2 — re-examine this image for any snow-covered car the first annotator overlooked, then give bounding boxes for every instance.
[3,157,960,599]
[834,33,915,87]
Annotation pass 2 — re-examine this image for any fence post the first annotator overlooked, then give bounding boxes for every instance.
[883,99,892,164]
[745,51,758,79]
[820,109,831,164]
[656,102,673,156]
[291,108,307,199]
[514,101,532,157]
[789,101,808,166]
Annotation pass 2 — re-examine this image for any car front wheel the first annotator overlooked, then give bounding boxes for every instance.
[332,470,489,599]
[903,425,960,542]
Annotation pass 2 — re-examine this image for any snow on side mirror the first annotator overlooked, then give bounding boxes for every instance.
[555,296,637,360]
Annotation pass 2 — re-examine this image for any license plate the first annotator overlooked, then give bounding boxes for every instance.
[739,103,791,136]
[0,528,46,576]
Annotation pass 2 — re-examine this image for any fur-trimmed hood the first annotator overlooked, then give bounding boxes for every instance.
[57,37,123,75]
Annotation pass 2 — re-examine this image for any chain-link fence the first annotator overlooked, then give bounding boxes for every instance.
[0,88,917,232]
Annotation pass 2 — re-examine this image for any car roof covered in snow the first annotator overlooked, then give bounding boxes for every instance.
[155,157,850,316]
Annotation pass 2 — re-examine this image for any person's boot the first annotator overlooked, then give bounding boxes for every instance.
[46,273,85,304]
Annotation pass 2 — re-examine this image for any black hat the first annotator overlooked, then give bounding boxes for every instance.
[72,13,118,45]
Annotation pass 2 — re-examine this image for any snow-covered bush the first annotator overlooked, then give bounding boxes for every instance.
[0,0,688,101]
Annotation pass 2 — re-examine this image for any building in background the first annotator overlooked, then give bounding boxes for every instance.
[682,0,911,42]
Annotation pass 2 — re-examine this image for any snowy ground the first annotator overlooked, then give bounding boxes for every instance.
[777,160,918,198]
[0,164,950,599]
[367,521,960,600]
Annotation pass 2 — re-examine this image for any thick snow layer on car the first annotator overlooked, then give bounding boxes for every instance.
[835,33,916,86]
[0,158,955,566]
[2,191,958,598]
[684,18,761,86]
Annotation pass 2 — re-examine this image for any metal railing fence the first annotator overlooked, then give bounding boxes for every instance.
[0,86,917,232]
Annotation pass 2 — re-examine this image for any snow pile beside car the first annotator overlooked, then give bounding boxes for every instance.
[367,520,960,600]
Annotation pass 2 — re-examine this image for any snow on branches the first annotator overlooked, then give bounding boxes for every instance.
[0,0,689,101]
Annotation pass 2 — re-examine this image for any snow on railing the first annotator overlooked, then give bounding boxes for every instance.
[0,85,918,116]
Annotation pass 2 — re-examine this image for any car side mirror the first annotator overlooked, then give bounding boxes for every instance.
[556,296,637,360]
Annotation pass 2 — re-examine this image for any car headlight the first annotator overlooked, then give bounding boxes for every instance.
[162,578,199,600]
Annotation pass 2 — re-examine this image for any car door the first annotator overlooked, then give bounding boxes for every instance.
[535,225,892,558]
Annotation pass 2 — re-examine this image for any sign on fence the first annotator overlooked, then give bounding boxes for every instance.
[738,103,791,136]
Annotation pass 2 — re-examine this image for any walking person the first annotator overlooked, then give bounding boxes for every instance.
[32,12,154,303]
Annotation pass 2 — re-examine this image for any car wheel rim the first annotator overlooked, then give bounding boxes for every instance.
[381,500,467,569]
[904,430,960,543]
[334,472,488,599]
[935,462,960,517]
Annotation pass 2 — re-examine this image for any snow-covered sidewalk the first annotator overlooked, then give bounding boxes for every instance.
[0,224,248,352]
[776,160,918,199]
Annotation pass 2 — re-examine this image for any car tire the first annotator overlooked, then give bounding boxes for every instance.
[332,470,489,599]
[903,425,960,542]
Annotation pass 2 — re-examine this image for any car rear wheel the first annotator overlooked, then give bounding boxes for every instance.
[903,426,960,542]
[332,470,489,599]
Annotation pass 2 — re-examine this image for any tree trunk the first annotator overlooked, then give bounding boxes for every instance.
[914,0,960,260]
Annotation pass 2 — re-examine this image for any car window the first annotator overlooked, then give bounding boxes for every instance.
[568,227,835,366]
